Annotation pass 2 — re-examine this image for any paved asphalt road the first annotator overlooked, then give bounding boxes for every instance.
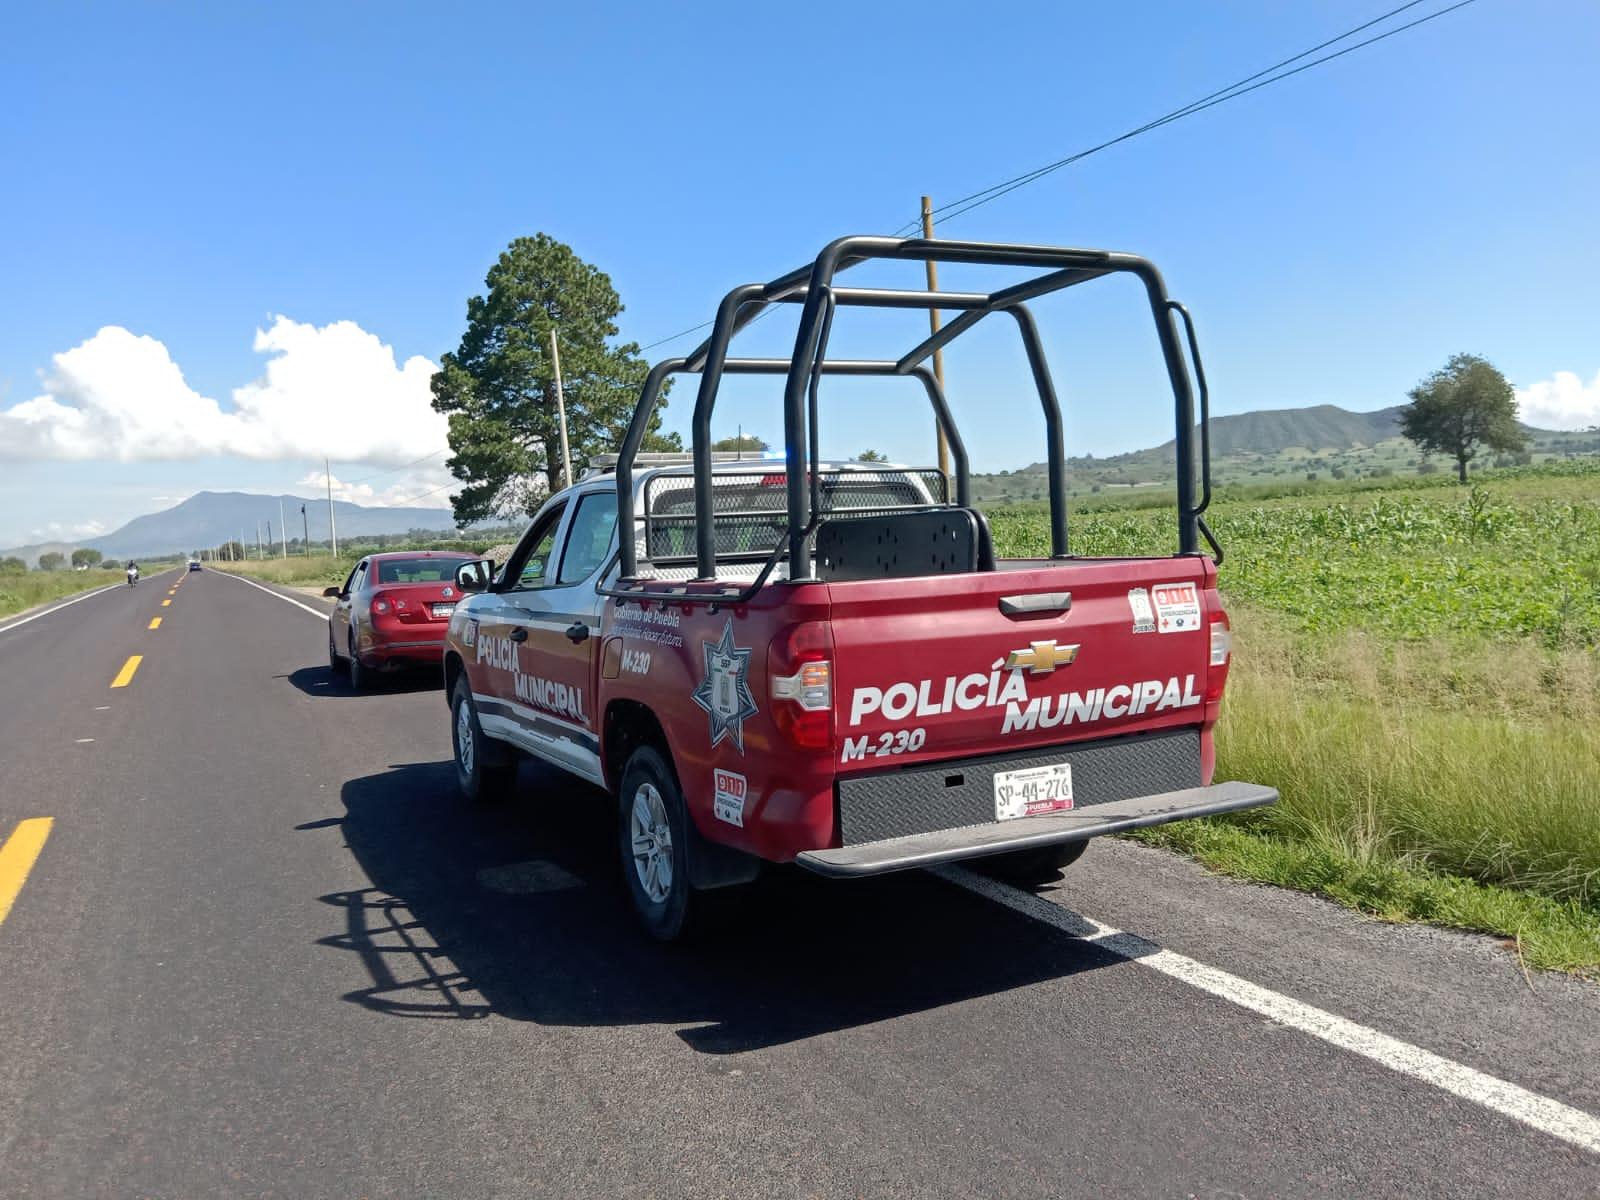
[1,569,1597,1199]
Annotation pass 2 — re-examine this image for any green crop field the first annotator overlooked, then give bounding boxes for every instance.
[989,460,1600,975]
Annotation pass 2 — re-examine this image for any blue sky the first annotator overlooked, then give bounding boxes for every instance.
[2,0,1596,549]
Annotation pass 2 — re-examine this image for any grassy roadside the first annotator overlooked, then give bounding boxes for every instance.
[0,568,135,620]
[209,555,352,590]
[1130,609,1600,977]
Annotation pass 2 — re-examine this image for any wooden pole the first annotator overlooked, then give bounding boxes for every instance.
[550,329,572,489]
[920,196,951,486]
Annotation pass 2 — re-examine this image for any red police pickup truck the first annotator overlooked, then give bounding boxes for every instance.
[443,234,1276,939]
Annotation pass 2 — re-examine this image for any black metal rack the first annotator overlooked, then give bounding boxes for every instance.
[611,235,1215,592]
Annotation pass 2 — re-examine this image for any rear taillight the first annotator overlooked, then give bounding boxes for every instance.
[373,597,391,615]
[769,623,833,750]
[1206,611,1232,702]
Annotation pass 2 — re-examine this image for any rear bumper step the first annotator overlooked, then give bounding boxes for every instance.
[795,780,1277,878]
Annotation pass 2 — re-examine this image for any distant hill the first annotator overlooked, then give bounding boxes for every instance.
[2,491,463,564]
[978,403,1600,504]
[1019,405,1406,474]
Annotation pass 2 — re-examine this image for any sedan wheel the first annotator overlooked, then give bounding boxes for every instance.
[347,630,367,691]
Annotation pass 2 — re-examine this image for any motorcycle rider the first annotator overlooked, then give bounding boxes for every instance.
[126,560,139,586]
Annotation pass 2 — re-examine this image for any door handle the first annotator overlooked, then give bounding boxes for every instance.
[565,623,590,644]
[999,592,1072,617]
[509,627,529,643]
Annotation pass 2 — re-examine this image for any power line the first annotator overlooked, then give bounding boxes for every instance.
[891,0,1478,234]
[634,0,1480,354]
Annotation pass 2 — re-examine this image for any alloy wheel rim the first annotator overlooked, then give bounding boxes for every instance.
[629,783,672,904]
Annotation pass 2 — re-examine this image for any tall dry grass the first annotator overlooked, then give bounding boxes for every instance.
[1220,609,1600,907]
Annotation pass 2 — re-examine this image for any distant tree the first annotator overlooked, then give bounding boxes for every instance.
[0,556,25,573]
[712,434,769,453]
[71,548,103,569]
[431,234,678,525]
[37,551,65,571]
[1400,353,1528,484]
[218,541,246,561]
[854,449,888,463]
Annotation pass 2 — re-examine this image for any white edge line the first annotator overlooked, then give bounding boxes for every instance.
[211,570,333,619]
[0,582,126,635]
[936,865,1600,1158]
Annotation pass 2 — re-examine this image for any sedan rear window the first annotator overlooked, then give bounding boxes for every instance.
[374,559,459,584]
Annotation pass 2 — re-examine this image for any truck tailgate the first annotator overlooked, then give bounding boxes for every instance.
[830,557,1219,770]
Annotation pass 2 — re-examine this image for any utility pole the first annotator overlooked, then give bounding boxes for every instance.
[325,458,339,558]
[301,504,309,555]
[279,500,288,558]
[550,328,572,489]
[920,195,952,487]
[257,523,264,560]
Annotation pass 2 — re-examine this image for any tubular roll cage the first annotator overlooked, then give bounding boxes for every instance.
[612,235,1219,591]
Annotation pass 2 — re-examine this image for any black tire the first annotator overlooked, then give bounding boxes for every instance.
[618,746,697,942]
[327,625,341,671]
[450,675,517,802]
[977,839,1089,884]
[347,629,369,691]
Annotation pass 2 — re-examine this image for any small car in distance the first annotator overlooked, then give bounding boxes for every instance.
[187,558,202,572]
[325,551,479,690]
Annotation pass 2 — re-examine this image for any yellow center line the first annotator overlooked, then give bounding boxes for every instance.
[148,617,162,630]
[160,599,171,607]
[0,818,54,929]
[111,655,143,688]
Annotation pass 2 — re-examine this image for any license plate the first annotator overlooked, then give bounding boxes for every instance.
[994,762,1074,821]
[431,603,455,618]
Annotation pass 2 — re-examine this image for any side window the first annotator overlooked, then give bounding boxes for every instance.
[505,502,568,591]
[340,566,359,596]
[345,563,367,596]
[557,492,619,585]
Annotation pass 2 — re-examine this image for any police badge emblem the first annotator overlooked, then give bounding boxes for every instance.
[691,618,759,753]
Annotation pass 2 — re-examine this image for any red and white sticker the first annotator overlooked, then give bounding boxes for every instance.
[1151,581,1201,633]
[713,769,747,827]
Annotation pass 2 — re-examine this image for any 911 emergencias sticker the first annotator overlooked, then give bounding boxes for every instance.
[713,769,747,826]
[1151,581,1201,633]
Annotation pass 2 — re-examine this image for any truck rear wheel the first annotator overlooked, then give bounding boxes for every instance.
[618,746,697,942]
[450,675,517,802]
[978,839,1088,884]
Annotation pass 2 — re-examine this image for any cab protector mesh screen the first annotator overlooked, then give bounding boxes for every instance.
[640,469,949,563]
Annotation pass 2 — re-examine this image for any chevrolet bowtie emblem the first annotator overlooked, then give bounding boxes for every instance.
[1006,640,1080,675]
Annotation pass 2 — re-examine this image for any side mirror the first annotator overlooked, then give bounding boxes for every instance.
[322,586,341,598]
[455,559,495,593]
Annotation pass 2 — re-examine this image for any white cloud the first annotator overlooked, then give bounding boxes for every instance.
[28,518,107,543]
[1516,369,1600,431]
[297,466,456,509]
[1,318,447,464]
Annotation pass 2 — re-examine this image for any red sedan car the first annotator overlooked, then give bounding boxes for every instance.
[325,551,478,689]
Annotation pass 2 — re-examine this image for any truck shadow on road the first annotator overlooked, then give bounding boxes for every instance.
[314,760,1129,1055]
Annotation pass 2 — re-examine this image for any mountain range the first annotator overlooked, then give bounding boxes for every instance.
[4,492,460,566]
